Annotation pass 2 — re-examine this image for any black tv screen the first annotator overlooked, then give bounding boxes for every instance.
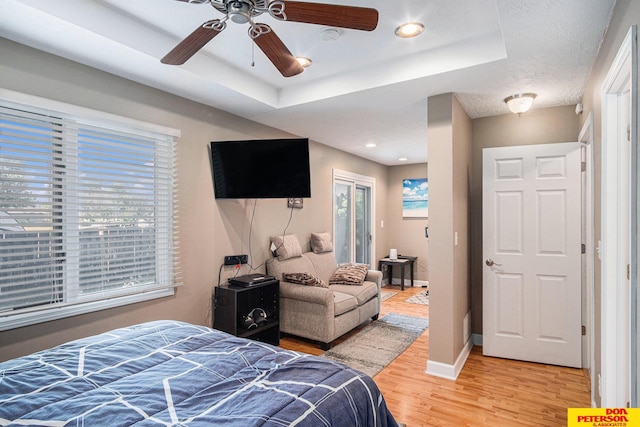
[210,138,311,199]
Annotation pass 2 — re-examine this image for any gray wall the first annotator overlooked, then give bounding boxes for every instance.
[387,163,429,282]
[469,106,580,336]
[578,0,640,407]
[0,38,392,361]
[427,93,472,366]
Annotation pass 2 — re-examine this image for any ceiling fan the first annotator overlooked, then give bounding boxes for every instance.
[161,0,379,77]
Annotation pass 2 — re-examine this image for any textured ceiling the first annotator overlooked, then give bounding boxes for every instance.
[0,0,616,165]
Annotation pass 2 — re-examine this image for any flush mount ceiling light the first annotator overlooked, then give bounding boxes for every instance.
[296,57,312,68]
[504,93,537,116]
[394,22,424,38]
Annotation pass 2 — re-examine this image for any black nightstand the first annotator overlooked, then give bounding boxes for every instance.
[213,279,280,345]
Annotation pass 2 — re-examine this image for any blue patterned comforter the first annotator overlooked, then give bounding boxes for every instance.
[0,320,398,426]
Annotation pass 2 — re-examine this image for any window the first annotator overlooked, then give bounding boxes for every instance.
[0,91,180,331]
[333,169,375,266]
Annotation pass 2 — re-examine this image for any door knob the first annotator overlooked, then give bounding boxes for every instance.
[485,259,502,267]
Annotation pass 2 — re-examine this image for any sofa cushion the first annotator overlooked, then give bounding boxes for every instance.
[310,232,333,253]
[282,272,328,288]
[330,281,379,306]
[305,251,337,284]
[267,253,317,283]
[271,234,302,260]
[329,263,369,286]
[333,292,358,316]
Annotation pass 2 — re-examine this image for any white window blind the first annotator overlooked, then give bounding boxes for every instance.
[0,93,180,331]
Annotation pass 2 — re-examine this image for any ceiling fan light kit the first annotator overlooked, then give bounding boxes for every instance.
[164,0,379,77]
[296,56,313,68]
[504,93,537,116]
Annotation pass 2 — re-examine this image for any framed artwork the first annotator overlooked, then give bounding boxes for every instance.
[402,178,428,218]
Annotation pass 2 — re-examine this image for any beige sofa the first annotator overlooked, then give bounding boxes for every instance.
[267,250,382,350]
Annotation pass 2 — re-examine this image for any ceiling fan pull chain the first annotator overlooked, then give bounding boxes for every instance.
[248,21,272,68]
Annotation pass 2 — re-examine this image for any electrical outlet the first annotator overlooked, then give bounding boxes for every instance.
[224,255,248,265]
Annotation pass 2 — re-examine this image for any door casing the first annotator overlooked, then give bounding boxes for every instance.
[600,25,635,407]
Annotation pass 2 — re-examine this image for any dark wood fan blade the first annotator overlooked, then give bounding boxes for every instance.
[279,1,378,31]
[161,23,223,65]
[253,26,304,77]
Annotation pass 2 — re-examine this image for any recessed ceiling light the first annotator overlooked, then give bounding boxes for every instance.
[395,22,424,38]
[398,157,408,161]
[296,57,312,68]
[366,143,377,148]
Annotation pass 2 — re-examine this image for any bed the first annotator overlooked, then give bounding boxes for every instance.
[0,320,398,426]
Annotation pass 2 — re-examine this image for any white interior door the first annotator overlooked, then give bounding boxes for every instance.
[483,142,582,368]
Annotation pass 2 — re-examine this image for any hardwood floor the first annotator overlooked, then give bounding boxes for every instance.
[279,286,591,427]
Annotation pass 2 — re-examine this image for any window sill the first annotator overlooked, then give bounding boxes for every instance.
[0,287,175,332]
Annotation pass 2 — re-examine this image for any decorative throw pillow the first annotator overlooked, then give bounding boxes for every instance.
[310,232,333,253]
[282,272,328,288]
[329,263,369,286]
[270,234,302,260]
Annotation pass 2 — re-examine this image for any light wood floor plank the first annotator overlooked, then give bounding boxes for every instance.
[279,285,590,426]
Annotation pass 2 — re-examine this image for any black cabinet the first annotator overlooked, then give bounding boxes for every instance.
[213,280,280,345]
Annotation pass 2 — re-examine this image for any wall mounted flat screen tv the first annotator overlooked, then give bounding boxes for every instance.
[210,138,311,199]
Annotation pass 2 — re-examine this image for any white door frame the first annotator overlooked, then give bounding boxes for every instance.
[601,26,634,407]
[578,112,596,405]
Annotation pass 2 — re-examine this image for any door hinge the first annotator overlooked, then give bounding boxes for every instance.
[628,124,631,142]
[582,325,586,336]
[628,263,630,280]
[581,161,586,172]
[581,244,586,254]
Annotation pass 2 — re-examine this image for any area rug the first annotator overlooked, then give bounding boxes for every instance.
[406,289,429,305]
[320,313,429,377]
[380,290,398,302]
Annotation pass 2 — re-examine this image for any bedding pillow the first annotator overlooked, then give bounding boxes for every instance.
[282,272,328,288]
[310,232,333,253]
[270,234,302,260]
[329,263,369,286]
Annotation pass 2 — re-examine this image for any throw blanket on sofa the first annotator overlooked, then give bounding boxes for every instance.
[0,320,398,427]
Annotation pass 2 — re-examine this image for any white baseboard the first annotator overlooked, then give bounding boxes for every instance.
[425,336,473,380]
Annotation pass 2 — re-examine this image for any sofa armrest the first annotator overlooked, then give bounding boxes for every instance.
[279,281,334,306]
[365,270,382,289]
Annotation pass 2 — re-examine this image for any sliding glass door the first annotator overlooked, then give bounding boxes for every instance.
[333,169,374,266]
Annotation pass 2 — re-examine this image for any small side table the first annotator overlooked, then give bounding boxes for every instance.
[213,279,280,345]
[378,256,417,291]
